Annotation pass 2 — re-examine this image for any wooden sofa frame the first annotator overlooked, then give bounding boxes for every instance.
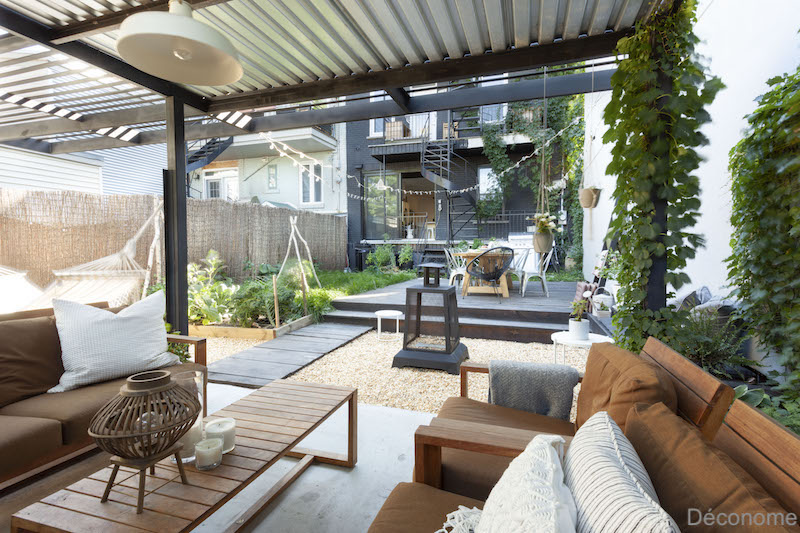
[459,336,734,440]
[0,302,208,492]
[424,336,799,512]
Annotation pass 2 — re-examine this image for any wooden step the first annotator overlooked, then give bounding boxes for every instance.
[322,309,569,343]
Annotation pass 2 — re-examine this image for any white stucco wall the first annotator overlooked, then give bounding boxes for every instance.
[584,0,800,295]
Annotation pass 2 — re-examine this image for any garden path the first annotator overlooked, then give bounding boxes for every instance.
[207,323,371,387]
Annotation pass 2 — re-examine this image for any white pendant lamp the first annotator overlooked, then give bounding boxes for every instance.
[116,0,243,86]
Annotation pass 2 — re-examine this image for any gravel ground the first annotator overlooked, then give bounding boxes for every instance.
[290,331,589,418]
[203,337,261,364]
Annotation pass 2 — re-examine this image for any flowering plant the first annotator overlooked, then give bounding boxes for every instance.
[531,212,562,233]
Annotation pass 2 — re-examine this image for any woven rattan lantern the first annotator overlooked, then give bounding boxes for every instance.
[89,369,201,513]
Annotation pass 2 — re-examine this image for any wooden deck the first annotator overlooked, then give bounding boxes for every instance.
[325,279,582,343]
[332,279,575,314]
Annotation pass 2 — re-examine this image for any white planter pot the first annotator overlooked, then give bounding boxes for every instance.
[568,318,590,340]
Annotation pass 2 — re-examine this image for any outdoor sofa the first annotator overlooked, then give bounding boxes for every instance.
[0,302,207,491]
[369,338,800,531]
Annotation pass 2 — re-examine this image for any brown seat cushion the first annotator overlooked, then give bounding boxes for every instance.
[0,415,63,480]
[0,363,205,446]
[437,396,575,500]
[625,402,799,532]
[0,316,64,408]
[576,342,677,431]
[367,482,484,533]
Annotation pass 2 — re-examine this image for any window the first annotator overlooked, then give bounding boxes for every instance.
[206,179,221,199]
[478,166,499,197]
[267,164,278,191]
[369,91,386,137]
[370,117,385,136]
[300,163,323,204]
[203,168,238,200]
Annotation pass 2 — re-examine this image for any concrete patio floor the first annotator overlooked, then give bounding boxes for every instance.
[0,383,434,533]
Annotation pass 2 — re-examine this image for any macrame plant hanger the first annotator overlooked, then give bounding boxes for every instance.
[537,67,549,214]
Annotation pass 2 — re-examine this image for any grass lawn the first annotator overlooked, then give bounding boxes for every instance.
[305,269,416,320]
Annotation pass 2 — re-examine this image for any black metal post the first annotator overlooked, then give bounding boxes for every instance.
[164,97,188,334]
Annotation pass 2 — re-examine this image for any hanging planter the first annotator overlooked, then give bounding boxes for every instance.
[579,187,601,208]
[533,230,554,253]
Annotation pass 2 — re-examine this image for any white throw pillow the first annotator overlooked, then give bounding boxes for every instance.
[50,291,179,392]
[564,411,678,533]
[475,434,577,533]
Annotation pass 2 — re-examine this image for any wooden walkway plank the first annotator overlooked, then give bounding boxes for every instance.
[12,502,149,533]
[209,324,368,388]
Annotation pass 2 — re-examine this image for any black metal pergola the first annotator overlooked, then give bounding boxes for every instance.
[0,0,673,330]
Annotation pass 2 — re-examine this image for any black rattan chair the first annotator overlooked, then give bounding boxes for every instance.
[466,247,515,302]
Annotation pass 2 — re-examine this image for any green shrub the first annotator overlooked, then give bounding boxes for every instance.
[187,250,238,325]
[231,277,298,327]
[366,243,396,271]
[398,245,414,269]
[670,309,751,379]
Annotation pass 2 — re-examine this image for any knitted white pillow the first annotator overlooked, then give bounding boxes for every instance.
[476,434,577,533]
[564,411,678,532]
[49,291,178,392]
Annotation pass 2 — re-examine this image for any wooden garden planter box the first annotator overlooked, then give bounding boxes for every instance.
[188,315,314,341]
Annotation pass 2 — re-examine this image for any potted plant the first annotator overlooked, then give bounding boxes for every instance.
[569,298,590,340]
[530,212,562,253]
[578,186,601,208]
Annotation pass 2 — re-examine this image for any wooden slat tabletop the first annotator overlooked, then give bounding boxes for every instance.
[11,380,356,533]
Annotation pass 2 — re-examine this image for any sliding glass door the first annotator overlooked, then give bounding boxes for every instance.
[363,172,401,240]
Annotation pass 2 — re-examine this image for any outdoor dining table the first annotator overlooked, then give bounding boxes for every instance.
[455,246,537,298]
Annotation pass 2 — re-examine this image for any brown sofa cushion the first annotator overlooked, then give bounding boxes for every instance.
[437,396,575,500]
[0,316,64,408]
[367,482,484,533]
[0,363,205,446]
[625,402,798,532]
[576,342,677,430]
[0,415,63,480]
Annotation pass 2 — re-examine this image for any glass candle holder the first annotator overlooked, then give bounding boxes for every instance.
[194,438,223,470]
[173,370,204,462]
[205,417,236,453]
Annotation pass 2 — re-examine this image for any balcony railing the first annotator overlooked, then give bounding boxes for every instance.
[476,211,536,240]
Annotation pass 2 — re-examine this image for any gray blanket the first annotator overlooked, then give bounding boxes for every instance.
[488,360,580,421]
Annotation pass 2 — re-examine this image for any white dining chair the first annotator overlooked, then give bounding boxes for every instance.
[444,248,467,288]
[519,248,554,297]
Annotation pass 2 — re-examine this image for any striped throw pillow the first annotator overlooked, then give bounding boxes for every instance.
[564,411,678,532]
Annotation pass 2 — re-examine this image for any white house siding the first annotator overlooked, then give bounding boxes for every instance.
[0,145,102,193]
[238,147,346,214]
[90,144,167,195]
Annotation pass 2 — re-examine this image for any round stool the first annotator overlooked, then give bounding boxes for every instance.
[375,309,403,340]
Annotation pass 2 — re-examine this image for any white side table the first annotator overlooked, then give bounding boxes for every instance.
[375,309,403,340]
[551,331,614,364]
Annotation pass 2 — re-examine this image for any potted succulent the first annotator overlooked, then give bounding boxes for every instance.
[530,212,562,253]
[569,298,590,340]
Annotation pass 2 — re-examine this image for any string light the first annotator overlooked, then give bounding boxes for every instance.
[258,118,579,198]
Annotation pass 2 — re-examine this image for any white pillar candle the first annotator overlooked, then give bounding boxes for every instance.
[176,418,204,461]
[194,438,223,470]
[205,417,236,453]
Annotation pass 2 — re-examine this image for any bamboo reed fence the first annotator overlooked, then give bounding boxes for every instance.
[0,189,347,286]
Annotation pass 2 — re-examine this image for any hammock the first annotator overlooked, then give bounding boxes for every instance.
[25,202,163,310]
[0,265,42,314]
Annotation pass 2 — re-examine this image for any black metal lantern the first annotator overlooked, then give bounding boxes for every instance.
[392,283,468,374]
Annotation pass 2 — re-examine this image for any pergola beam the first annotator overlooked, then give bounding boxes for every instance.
[47,68,614,153]
[207,31,628,112]
[0,103,206,142]
[0,4,209,112]
[2,138,52,153]
[386,87,411,113]
[50,0,232,44]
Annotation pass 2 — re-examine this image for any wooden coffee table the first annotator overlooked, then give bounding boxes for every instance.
[11,379,357,533]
